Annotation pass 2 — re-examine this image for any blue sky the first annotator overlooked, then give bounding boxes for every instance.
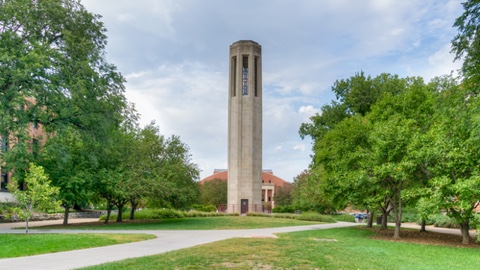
[82,0,463,181]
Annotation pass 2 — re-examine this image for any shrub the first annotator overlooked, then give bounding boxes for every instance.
[296,212,336,223]
[0,202,17,214]
[332,214,356,222]
[190,204,217,212]
[273,213,297,219]
[246,212,271,217]
[272,205,295,213]
[401,211,419,223]
[433,214,459,229]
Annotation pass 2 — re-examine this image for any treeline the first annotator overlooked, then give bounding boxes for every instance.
[296,1,480,244]
[0,0,199,224]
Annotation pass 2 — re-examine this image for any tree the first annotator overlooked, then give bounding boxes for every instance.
[421,81,480,244]
[291,170,336,213]
[198,178,227,206]
[7,163,60,233]
[0,0,126,185]
[274,182,293,207]
[149,135,200,209]
[39,127,94,225]
[451,0,480,90]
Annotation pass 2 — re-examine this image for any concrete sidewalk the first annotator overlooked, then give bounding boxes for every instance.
[0,221,360,270]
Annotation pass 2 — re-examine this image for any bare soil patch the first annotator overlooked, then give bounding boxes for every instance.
[364,227,480,248]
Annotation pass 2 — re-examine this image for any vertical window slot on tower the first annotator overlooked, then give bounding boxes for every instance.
[232,56,237,97]
[242,56,248,95]
[254,57,258,97]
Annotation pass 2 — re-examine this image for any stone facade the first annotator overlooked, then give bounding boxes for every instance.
[227,40,263,213]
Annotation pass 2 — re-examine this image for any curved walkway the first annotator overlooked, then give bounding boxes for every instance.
[0,220,359,270]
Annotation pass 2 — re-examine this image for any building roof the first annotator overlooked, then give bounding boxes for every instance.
[199,169,289,187]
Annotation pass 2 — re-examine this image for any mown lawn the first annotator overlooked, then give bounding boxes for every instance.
[80,227,480,270]
[0,234,155,259]
[36,216,324,230]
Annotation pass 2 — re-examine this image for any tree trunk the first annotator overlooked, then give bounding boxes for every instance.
[129,201,138,220]
[379,207,388,230]
[116,205,123,222]
[460,220,470,244]
[26,217,29,234]
[366,210,373,228]
[420,219,426,232]
[105,204,113,224]
[63,205,70,225]
[393,193,402,239]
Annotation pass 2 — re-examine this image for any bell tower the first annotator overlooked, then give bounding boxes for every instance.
[227,40,262,213]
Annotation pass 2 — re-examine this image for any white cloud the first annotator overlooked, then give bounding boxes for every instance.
[81,0,465,181]
[293,144,306,152]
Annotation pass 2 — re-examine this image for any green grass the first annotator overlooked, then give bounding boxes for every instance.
[37,216,325,230]
[0,234,155,259]
[80,227,480,270]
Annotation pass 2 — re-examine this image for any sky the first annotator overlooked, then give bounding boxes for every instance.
[81,0,464,182]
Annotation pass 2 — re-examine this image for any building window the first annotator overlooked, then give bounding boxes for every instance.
[242,56,248,95]
[232,56,237,97]
[1,136,7,153]
[32,138,39,158]
[254,57,258,97]
[1,168,7,190]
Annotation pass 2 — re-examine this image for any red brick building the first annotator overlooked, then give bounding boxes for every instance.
[199,169,290,210]
[1,97,45,192]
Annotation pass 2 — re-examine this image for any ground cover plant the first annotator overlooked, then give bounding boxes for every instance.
[80,227,480,270]
[0,234,155,259]
[35,216,325,230]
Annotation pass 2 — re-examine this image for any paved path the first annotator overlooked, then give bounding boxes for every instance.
[0,220,360,270]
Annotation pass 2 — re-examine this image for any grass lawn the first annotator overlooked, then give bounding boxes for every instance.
[0,234,155,259]
[80,227,480,270]
[36,216,324,230]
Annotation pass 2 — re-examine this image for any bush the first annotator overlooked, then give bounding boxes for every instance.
[433,214,459,229]
[332,214,356,222]
[272,205,295,213]
[401,211,419,223]
[246,212,271,217]
[273,213,297,219]
[190,204,217,212]
[0,202,17,214]
[296,212,336,223]
[100,208,185,221]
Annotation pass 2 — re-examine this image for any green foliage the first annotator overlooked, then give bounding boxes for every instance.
[198,178,227,206]
[272,205,295,213]
[7,164,60,232]
[331,214,356,222]
[0,202,16,214]
[273,183,293,207]
[183,211,238,218]
[296,212,336,223]
[190,204,217,212]
[433,215,460,229]
[291,170,337,214]
[100,208,185,221]
[0,0,127,184]
[247,211,337,223]
[451,0,480,88]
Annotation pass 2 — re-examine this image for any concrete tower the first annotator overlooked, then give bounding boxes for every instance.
[227,40,262,213]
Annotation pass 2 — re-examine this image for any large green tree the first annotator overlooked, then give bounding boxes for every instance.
[419,80,480,244]
[452,0,480,90]
[0,0,126,184]
[198,178,227,206]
